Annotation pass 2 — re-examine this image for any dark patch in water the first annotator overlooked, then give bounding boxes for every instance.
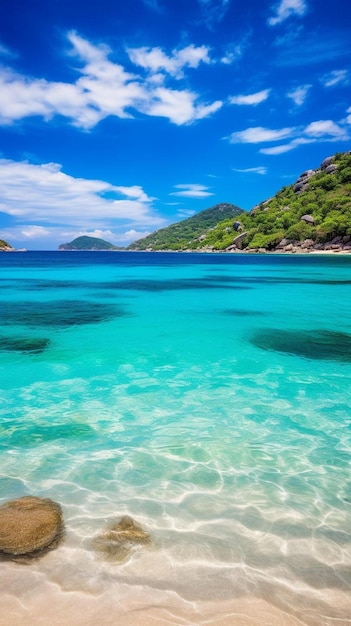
[2,423,97,448]
[21,279,83,291]
[223,309,268,317]
[251,329,351,362]
[0,335,50,354]
[7,276,251,293]
[96,278,250,292]
[0,300,125,328]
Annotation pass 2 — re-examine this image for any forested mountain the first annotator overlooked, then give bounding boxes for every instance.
[198,151,351,253]
[127,203,243,251]
[128,151,351,253]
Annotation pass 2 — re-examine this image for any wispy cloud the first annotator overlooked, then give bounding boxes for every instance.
[233,166,267,175]
[0,32,222,128]
[229,126,294,143]
[268,0,308,26]
[229,89,270,106]
[304,119,348,139]
[287,84,311,105]
[198,0,231,27]
[0,42,16,58]
[273,33,349,66]
[171,184,214,198]
[321,69,349,88]
[260,119,349,154]
[142,0,163,11]
[228,111,350,156]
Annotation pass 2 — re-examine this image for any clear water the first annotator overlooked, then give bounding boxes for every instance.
[0,251,350,625]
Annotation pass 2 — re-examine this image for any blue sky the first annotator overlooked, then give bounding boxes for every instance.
[0,0,350,249]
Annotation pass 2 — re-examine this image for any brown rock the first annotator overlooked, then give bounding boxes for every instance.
[0,496,64,557]
[93,515,151,562]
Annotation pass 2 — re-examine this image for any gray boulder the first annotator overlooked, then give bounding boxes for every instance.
[301,214,315,224]
[321,156,333,169]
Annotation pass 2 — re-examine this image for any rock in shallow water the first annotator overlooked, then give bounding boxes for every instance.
[0,496,64,559]
[92,515,151,562]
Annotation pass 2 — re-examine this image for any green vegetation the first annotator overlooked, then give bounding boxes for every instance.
[0,239,13,250]
[192,151,351,251]
[127,152,351,253]
[128,203,243,250]
[59,236,120,250]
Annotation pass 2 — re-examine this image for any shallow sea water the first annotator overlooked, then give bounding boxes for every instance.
[0,251,350,625]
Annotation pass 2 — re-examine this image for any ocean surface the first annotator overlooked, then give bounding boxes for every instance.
[0,251,350,626]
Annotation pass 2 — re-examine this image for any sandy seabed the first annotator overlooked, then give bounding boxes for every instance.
[0,593,311,626]
[2,565,351,626]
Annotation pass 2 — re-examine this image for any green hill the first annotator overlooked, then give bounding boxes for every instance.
[0,239,14,251]
[128,203,244,251]
[59,236,120,251]
[172,151,351,253]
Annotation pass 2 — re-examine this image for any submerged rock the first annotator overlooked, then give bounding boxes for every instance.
[0,335,50,354]
[251,329,351,362]
[93,515,151,562]
[0,496,64,559]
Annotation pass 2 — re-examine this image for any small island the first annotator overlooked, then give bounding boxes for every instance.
[58,236,121,251]
[0,239,14,251]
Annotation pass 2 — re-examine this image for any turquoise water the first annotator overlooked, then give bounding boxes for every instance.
[1,251,351,624]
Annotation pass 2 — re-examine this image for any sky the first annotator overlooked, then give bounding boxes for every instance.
[0,0,350,250]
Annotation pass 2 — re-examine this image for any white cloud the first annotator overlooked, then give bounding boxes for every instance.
[119,229,152,242]
[171,184,214,198]
[140,86,222,125]
[304,119,348,139]
[18,225,51,239]
[229,110,350,156]
[287,84,311,106]
[268,0,307,26]
[220,45,243,65]
[127,44,211,78]
[229,126,294,143]
[229,89,270,106]
[321,70,349,88]
[177,209,196,218]
[260,142,300,155]
[0,32,221,128]
[0,159,163,229]
[233,166,267,175]
[259,120,349,155]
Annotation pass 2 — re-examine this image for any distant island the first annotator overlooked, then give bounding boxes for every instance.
[0,239,25,252]
[0,239,14,251]
[58,236,120,251]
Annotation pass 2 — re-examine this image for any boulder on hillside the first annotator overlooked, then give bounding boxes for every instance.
[325,164,338,174]
[301,214,315,224]
[321,156,333,169]
[0,496,64,559]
